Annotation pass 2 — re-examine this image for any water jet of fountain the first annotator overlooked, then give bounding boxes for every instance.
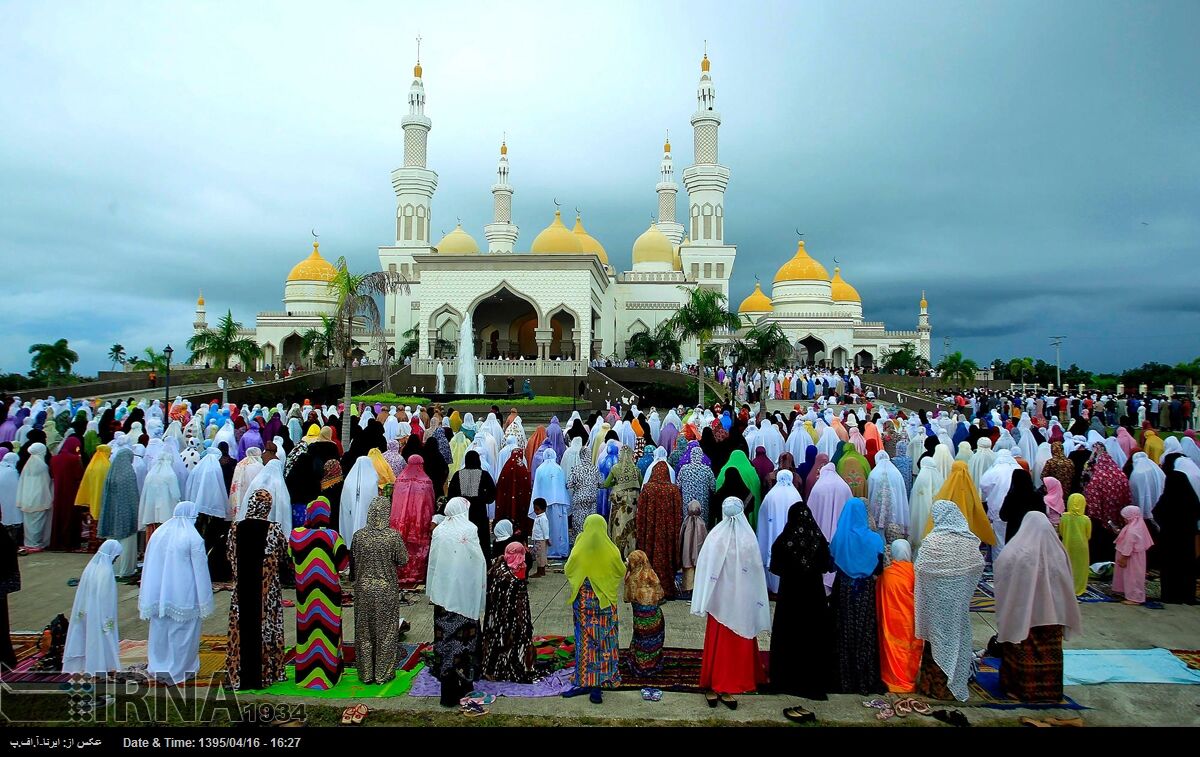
[456,312,477,395]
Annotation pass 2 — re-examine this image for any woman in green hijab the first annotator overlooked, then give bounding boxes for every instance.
[715,450,762,527]
[1058,493,1092,595]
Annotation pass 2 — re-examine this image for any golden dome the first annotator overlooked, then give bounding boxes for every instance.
[287,241,338,283]
[531,210,585,254]
[701,53,710,72]
[738,282,773,313]
[830,267,861,303]
[414,62,423,78]
[664,137,671,154]
[500,140,507,156]
[196,290,205,307]
[434,223,480,254]
[773,240,830,283]
[920,290,928,309]
[632,223,674,266]
[571,215,608,264]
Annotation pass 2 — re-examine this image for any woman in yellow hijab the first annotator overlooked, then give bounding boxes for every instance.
[931,461,995,545]
[1058,493,1091,595]
[75,444,112,551]
[302,424,322,444]
[564,514,627,702]
[449,411,462,434]
[367,448,396,487]
[1141,430,1164,465]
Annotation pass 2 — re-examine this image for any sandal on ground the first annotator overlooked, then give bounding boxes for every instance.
[718,693,737,710]
[861,697,889,709]
[876,706,896,721]
[17,548,28,557]
[282,599,295,608]
[932,709,970,727]
[704,691,720,708]
[462,702,489,717]
[907,699,933,716]
[340,707,355,725]
[784,706,816,724]
[894,698,912,718]
[1043,716,1083,727]
[351,704,368,724]
[67,578,79,587]
[1020,716,1051,728]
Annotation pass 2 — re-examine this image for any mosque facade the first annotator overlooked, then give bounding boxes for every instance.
[195,51,930,374]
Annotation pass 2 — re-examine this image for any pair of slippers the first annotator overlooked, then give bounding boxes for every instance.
[339,704,368,725]
[704,691,738,710]
[784,706,816,724]
[863,696,935,722]
[461,701,489,717]
[1020,716,1083,728]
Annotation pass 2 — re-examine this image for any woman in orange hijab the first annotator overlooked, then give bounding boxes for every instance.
[877,539,921,693]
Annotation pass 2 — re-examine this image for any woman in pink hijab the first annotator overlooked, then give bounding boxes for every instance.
[390,455,435,587]
[1042,476,1066,527]
[1115,426,1136,458]
[993,511,1081,703]
[848,427,867,457]
[1113,505,1153,605]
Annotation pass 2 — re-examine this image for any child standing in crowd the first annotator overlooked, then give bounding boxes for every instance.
[531,498,550,578]
[1113,505,1152,605]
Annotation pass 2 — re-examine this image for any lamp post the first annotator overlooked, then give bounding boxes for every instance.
[163,344,174,412]
[572,365,578,413]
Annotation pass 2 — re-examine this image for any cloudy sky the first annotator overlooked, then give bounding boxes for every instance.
[2,0,1197,375]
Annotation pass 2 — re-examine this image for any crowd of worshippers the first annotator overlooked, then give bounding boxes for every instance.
[713,367,867,406]
[932,388,1197,433]
[1,392,1198,720]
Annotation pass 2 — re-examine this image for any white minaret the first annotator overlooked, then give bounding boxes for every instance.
[484,139,518,252]
[682,49,730,245]
[656,132,684,245]
[918,291,932,360]
[193,291,207,332]
[392,41,438,247]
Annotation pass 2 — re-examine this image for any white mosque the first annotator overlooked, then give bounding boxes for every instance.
[194,50,931,376]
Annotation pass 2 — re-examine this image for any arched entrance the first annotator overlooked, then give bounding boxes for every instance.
[854,349,874,369]
[281,333,303,369]
[471,285,539,359]
[548,307,578,359]
[795,335,826,366]
[831,346,849,368]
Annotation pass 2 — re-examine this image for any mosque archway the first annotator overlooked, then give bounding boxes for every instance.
[471,284,539,359]
[796,335,826,366]
[547,306,578,359]
[281,333,303,370]
[854,349,874,369]
[262,343,276,370]
[831,346,849,368]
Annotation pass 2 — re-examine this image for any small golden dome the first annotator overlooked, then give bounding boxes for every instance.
[672,246,682,271]
[920,290,928,309]
[196,290,205,307]
[571,215,608,264]
[632,223,674,267]
[738,282,774,313]
[773,240,830,283]
[701,53,710,72]
[531,210,585,254]
[830,267,861,303]
[414,62,423,78]
[435,223,480,254]
[664,137,671,154]
[287,241,338,283]
[500,140,507,156]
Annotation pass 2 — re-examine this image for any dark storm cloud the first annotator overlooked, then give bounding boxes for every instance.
[1,0,1196,374]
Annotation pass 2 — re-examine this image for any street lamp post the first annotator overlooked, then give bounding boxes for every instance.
[572,365,577,413]
[163,344,174,412]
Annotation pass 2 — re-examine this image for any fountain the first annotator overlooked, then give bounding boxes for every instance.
[435,361,446,394]
[456,312,478,394]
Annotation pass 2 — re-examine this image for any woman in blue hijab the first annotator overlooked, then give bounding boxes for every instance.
[829,497,884,695]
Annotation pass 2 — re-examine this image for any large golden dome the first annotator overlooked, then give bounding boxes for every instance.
[434,223,480,254]
[287,241,338,283]
[773,240,829,283]
[531,210,584,253]
[632,223,674,267]
[738,282,774,313]
[830,267,861,302]
[571,214,608,264]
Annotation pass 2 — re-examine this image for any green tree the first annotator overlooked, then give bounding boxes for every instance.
[300,315,338,368]
[107,344,127,371]
[1007,356,1035,385]
[880,342,931,374]
[989,358,1010,379]
[186,310,264,371]
[28,339,79,382]
[1172,357,1200,389]
[936,351,980,390]
[326,257,407,442]
[626,324,682,366]
[1060,363,1093,387]
[128,347,169,372]
[732,322,792,370]
[662,286,741,407]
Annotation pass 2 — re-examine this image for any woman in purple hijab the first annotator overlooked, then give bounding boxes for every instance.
[544,417,566,463]
[238,418,265,459]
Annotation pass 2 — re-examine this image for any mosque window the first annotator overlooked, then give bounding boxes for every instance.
[717,263,725,278]
[404,216,413,240]
[703,215,712,239]
[691,263,700,278]
[704,263,712,278]
[716,216,722,239]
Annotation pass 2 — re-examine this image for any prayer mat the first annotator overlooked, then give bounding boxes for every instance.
[609,648,771,694]
[407,667,573,698]
[967,657,1084,710]
[1063,649,1200,685]
[1170,650,1200,671]
[971,579,1113,612]
[235,663,422,699]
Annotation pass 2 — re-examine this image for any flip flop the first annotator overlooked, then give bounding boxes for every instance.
[462,703,489,717]
[908,698,933,716]
[1043,716,1083,727]
[1020,716,1051,728]
[340,707,355,725]
[894,698,912,718]
[67,578,79,587]
[861,698,889,709]
[876,706,895,721]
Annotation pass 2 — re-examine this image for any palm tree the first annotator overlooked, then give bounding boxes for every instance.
[128,347,169,372]
[880,342,930,374]
[626,324,682,366]
[937,351,981,390]
[300,315,338,368]
[732,322,792,370]
[28,339,79,382]
[326,257,407,442]
[1007,356,1035,387]
[663,285,742,407]
[107,344,127,371]
[186,310,264,371]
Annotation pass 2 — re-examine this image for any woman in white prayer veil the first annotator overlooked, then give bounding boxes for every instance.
[978,449,1021,558]
[238,459,291,533]
[228,447,263,520]
[1015,415,1039,468]
[758,419,784,465]
[1128,452,1166,520]
[907,458,944,552]
[955,441,974,464]
[906,426,927,466]
[140,501,213,684]
[786,420,812,463]
[931,443,955,483]
[994,428,1017,452]
[139,452,181,532]
[560,436,584,486]
[816,425,842,460]
[478,412,505,451]
[1103,436,1127,469]
[496,435,519,477]
[383,411,401,442]
[617,421,637,450]
[338,455,379,549]
[648,410,661,442]
[186,447,230,520]
[17,443,53,550]
[63,539,123,676]
[1181,436,1200,466]
[1032,441,1052,488]
[757,471,802,594]
[213,420,238,461]
[642,446,676,485]
[868,450,911,542]
[469,437,499,484]
[968,437,996,491]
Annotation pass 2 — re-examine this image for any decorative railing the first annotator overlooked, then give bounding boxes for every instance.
[411,358,587,377]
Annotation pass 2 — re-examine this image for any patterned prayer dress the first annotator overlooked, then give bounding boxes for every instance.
[352,495,408,684]
[832,568,883,695]
[225,492,288,690]
[603,459,641,558]
[566,462,601,550]
[432,607,481,697]
[480,557,536,683]
[629,604,664,675]
[999,625,1065,702]
[288,499,350,689]
[573,579,621,687]
[677,461,716,523]
[634,468,683,599]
